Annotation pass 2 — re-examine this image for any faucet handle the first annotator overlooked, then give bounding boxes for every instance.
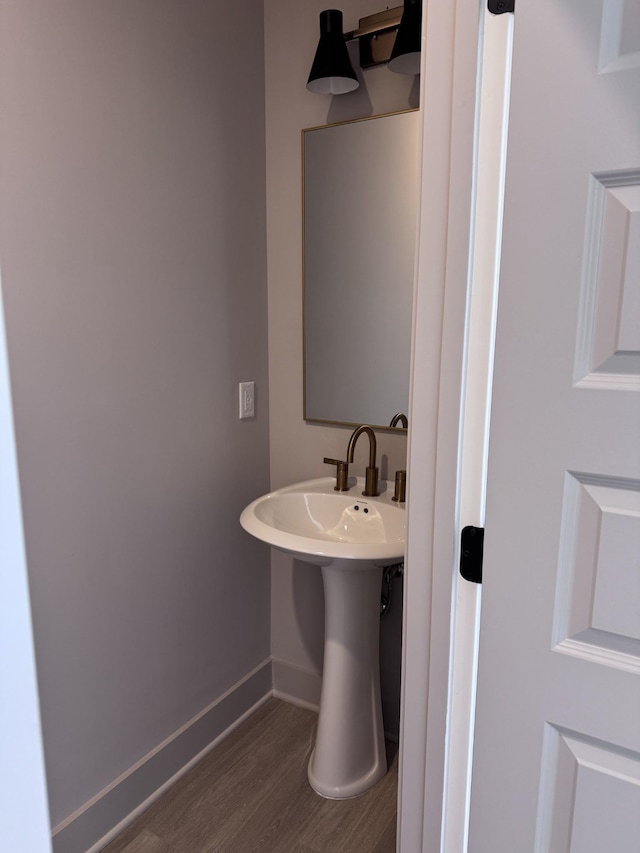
[323,458,350,492]
[392,469,406,503]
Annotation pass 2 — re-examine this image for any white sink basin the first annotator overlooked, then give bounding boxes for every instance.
[240,475,406,799]
[239,476,405,566]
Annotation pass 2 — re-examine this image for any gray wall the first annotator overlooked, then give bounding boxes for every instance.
[0,0,270,831]
[264,0,417,734]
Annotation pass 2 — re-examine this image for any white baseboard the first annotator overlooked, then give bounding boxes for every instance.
[271,657,321,711]
[51,658,329,853]
[51,659,272,853]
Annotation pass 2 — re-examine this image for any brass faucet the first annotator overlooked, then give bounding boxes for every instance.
[323,457,350,491]
[346,425,380,497]
[389,412,408,428]
[392,469,406,503]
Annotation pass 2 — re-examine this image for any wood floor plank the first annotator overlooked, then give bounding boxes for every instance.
[370,817,398,853]
[158,704,315,851]
[298,757,397,853]
[115,829,176,853]
[336,750,398,853]
[204,740,324,852]
[144,701,292,840]
[101,699,397,853]
[165,720,308,853]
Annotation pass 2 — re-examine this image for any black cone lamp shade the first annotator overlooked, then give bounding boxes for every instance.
[388,0,422,75]
[307,10,359,95]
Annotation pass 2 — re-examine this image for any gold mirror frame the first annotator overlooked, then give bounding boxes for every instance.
[302,108,418,431]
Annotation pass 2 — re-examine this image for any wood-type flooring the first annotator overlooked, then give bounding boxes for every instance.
[101,698,398,853]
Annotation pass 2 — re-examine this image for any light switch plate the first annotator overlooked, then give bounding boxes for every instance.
[239,381,255,419]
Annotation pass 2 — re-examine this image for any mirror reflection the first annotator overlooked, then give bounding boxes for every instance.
[303,109,419,429]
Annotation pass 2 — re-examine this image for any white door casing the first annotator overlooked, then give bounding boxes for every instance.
[469,0,640,850]
[398,0,515,848]
[0,276,52,853]
[398,0,482,849]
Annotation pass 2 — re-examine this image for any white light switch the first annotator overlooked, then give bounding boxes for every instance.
[239,381,255,419]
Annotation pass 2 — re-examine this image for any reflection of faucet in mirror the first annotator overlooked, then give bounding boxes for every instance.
[389,412,408,428]
[346,425,380,497]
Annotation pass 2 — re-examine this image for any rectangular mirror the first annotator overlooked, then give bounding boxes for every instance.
[303,109,419,429]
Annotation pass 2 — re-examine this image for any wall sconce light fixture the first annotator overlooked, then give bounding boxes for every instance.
[307,1,422,95]
[389,0,422,74]
[307,10,359,95]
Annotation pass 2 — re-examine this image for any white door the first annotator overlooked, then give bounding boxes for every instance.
[468,1,640,850]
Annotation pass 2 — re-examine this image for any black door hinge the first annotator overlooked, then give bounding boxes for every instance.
[488,0,515,14]
[460,526,484,584]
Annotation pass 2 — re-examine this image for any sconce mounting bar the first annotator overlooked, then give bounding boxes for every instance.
[345,6,404,69]
[345,7,403,40]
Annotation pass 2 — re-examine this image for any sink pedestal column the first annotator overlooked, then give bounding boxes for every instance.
[308,559,387,798]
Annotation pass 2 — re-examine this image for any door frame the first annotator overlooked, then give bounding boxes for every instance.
[398,1,513,850]
[0,275,53,853]
[0,2,511,850]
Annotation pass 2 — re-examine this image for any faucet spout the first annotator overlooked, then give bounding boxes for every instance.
[346,424,377,468]
[389,412,408,429]
[346,425,379,497]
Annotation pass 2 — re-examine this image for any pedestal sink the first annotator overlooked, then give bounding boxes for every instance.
[240,476,405,798]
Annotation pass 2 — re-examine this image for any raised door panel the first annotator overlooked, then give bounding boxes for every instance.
[468,0,640,849]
